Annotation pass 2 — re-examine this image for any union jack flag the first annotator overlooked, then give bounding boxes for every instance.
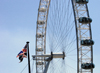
[17,44,28,63]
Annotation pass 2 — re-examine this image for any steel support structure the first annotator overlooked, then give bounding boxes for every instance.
[36,0,51,73]
[36,0,93,73]
[33,52,65,73]
[71,0,93,73]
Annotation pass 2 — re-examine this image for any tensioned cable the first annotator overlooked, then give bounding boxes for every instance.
[49,21,74,52]
[52,60,63,73]
[47,0,63,52]
[53,0,72,48]
[53,59,65,73]
[67,56,77,62]
[46,0,69,52]
[55,0,71,43]
[47,0,74,54]
[55,0,63,40]
[65,63,77,71]
[56,38,76,53]
[53,21,75,52]
[67,54,77,56]
[20,64,28,73]
[65,42,76,57]
[20,58,32,73]
[51,0,62,52]
[48,59,61,72]
[47,0,57,52]
[64,35,76,53]
[50,60,54,73]
[51,0,71,50]
[31,60,34,73]
[51,5,74,51]
[66,48,76,55]
[47,0,77,72]
[53,14,74,52]
[62,60,67,73]
[48,1,75,73]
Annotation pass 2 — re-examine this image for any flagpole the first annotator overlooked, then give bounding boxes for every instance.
[26,41,31,73]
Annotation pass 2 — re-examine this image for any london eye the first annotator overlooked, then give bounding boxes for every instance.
[32,0,95,73]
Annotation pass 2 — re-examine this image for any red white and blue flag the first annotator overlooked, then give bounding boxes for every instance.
[17,44,28,63]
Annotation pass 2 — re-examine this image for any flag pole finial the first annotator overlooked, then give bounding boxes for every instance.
[26,41,29,44]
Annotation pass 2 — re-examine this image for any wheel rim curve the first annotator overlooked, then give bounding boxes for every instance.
[35,0,94,73]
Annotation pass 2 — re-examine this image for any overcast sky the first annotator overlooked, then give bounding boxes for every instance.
[0,0,100,73]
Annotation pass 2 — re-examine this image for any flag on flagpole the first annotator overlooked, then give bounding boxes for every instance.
[17,44,28,63]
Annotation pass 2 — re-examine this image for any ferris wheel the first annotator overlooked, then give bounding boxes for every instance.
[32,0,95,73]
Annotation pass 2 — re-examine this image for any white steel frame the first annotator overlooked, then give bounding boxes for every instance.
[35,0,93,73]
[36,0,51,73]
[72,0,93,73]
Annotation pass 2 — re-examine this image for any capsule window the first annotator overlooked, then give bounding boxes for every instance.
[36,33,44,38]
[76,0,89,4]
[36,47,43,51]
[81,39,94,46]
[78,17,92,24]
[81,63,95,69]
[37,20,45,25]
[39,7,46,12]
[36,62,44,65]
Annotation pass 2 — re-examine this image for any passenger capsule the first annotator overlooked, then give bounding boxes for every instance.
[39,7,46,12]
[78,17,92,24]
[81,63,95,69]
[36,47,43,51]
[37,20,45,25]
[36,33,44,38]
[36,61,44,65]
[76,0,89,4]
[81,39,94,46]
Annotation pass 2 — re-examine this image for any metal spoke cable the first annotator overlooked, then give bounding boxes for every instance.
[47,0,68,51]
[48,59,61,70]
[45,0,77,73]
[52,0,63,50]
[53,21,75,52]
[65,63,77,71]
[63,26,76,52]
[56,38,76,53]
[52,10,74,51]
[51,0,59,51]
[62,60,67,73]
[66,56,77,62]
[55,10,74,52]
[64,35,76,53]
[52,24,74,52]
[47,0,73,53]
[51,60,63,73]
[47,0,57,52]
[65,39,76,55]
[53,0,71,50]
[55,0,62,40]
[66,48,76,55]
[55,60,65,73]
[56,0,71,44]
[67,54,77,56]
[47,4,56,52]
[55,33,76,52]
